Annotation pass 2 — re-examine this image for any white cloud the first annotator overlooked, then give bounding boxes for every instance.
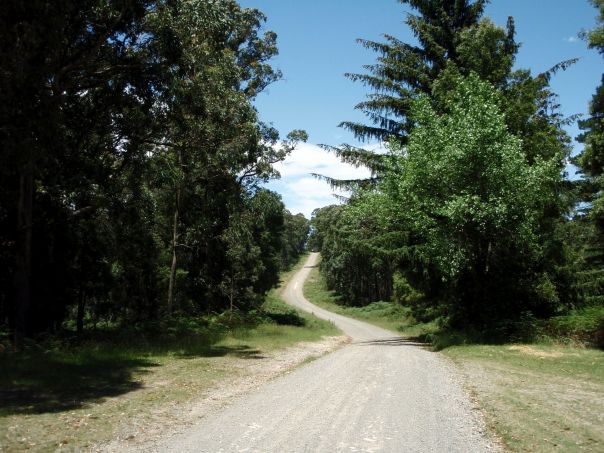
[564,36,579,43]
[266,142,373,218]
[273,142,372,179]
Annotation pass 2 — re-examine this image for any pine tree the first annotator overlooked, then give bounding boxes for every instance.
[339,0,515,144]
[322,0,517,185]
[578,0,604,196]
[575,0,604,306]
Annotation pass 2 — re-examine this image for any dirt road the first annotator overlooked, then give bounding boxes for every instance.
[157,253,498,452]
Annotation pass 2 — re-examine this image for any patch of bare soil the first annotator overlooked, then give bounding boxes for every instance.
[90,335,350,453]
[507,345,566,358]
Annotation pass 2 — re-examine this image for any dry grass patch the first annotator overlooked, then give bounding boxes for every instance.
[444,344,604,453]
[507,345,568,358]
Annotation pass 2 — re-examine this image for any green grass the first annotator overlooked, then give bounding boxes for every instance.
[541,306,604,347]
[217,291,339,354]
[0,253,339,453]
[444,343,604,452]
[303,265,437,337]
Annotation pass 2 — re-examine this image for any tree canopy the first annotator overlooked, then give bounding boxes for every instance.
[313,0,585,334]
[0,0,309,340]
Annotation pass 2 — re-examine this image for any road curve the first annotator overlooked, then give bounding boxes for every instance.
[158,253,497,453]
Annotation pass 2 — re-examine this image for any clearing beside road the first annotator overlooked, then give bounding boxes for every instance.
[446,344,604,453]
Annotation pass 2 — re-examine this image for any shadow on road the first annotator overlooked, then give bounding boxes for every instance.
[354,337,430,348]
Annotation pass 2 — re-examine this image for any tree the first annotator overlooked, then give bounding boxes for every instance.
[574,0,604,306]
[144,1,306,316]
[316,0,520,306]
[339,0,515,144]
[316,1,575,325]
[577,0,604,216]
[0,0,302,340]
[380,74,562,325]
[145,0,283,313]
[0,0,154,339]
[281,212,310,270]
[327,0,570,182]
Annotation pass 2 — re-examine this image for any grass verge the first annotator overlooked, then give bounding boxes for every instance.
[0,254,339,453]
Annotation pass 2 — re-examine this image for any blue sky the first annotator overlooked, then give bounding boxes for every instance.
[239,0,602,218]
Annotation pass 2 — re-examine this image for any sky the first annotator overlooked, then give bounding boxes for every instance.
[238,0,602,218]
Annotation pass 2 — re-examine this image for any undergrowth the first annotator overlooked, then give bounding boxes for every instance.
[304,261,604,351]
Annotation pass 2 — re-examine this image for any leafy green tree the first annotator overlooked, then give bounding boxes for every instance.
[221,190,295,314]
[317,1,575,325]
[381,74,563,325]
[310,204,394,305]
[0,0,301,340]
[0,0,155,339]
[145,1,306,316]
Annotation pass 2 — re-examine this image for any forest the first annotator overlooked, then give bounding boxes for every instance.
[1,0,603,347]
[1,0,310,343]
[2,2,604,452]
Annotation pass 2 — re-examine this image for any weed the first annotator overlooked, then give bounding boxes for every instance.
[542,306,604,347]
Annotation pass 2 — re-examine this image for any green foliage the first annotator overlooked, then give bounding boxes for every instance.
[543,306,604,347]
[280,211,310,269]
[303,263,438,337]
[583,0,604,53]
[310,203,395,306]
[220,190,292,313]
[340,0,514,143]
[0,0,307,341]
[392,273,422,305]
[381,74,564,325]
[573,0,604,311]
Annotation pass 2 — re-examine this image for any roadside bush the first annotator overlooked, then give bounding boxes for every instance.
[596,318,604,348]
[263,308,306,327]
[542,306,604,347]
[393,273,423,305]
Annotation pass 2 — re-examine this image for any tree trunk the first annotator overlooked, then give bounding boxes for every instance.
[229,277,234,321]
[14,169,34,344]
[167,150,184,314]
[167,203,179,315]
[76,287,85,336]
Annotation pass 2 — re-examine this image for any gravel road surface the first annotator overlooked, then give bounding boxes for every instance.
[157,253,498,453]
